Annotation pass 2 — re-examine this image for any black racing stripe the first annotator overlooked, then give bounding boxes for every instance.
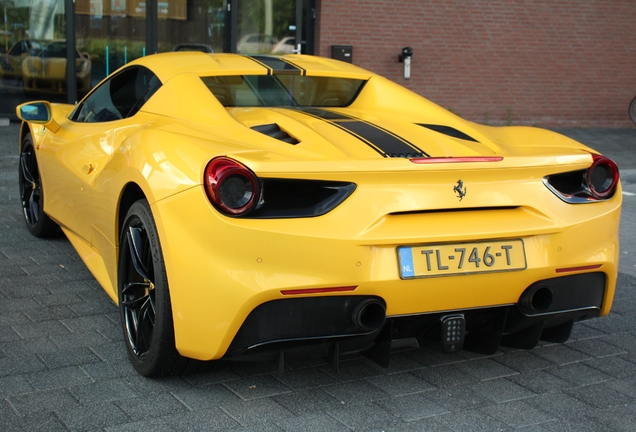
[299,108,428,158]
[245,55,273,74]
[298,109,387,156]
[247,55,302,75]
[279,58,307,76]
[339,122,425,157]
[300,108,350,121]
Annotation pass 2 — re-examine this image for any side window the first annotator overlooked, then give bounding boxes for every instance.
[72,66,161,123]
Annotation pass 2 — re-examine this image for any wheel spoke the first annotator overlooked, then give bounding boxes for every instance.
[132,309,143,353]
[21,183,32,206]
[147,296,156,326]
[22,186,33,222]
[28,190,39,224]
[127,227,151,282]
[121,293,149,309]
[121,280,151,297]
[20,151,35,184]
[136,296,155,353]
[19,148,40,227]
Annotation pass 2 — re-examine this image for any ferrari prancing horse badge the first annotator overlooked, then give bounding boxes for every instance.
[454,180,467,201]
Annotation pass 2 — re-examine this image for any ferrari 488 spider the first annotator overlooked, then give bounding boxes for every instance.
[16,52,621,376]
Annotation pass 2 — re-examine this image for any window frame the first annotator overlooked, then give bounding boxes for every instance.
[70,65,162,123]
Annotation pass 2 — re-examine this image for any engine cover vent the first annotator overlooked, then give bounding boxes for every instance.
[417,124,479,143]
[251,123,299,145]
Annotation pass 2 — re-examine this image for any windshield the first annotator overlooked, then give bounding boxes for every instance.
[200,75,366,108]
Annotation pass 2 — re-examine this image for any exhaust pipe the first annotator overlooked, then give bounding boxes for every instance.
[352,299,386,332]
[519,284,553,314]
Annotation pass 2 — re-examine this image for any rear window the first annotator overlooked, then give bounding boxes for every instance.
[200,75,366,108]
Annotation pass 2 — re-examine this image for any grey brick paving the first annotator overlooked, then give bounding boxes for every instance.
[1,122,636,431]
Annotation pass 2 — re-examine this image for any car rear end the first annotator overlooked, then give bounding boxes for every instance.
[153,148,620,365]
[138,53,621,366]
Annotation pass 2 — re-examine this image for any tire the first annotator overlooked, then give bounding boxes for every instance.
[18,134,60,237]
[630,96,636,125]
[118,200,205,376]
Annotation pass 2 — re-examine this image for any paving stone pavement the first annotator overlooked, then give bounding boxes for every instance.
[1,122,636,431]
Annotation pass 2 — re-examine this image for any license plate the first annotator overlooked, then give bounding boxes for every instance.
[398,239,526,278]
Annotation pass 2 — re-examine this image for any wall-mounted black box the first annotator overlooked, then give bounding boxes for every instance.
[331,45,353,63]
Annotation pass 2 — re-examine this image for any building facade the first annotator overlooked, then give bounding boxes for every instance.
[2,0,635,127]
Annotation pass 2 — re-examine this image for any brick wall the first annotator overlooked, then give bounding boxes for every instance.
[315,0,636,127]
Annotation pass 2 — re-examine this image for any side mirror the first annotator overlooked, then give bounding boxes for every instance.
[17,102,50,122]
[16,101,60,132]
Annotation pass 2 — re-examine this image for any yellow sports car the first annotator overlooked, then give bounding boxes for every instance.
[16,52,621,377]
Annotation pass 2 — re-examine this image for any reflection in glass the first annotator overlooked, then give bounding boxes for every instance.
[0,0,67,108]
[157,0,225,54]
[22,41,92,96]
[1,40,43,80]
[75,0,147,83]
[237,0,297,54]
[201,75,366,108]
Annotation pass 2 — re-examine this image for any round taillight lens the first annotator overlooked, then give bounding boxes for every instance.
[587,154,619,199]
[204,157,260,216]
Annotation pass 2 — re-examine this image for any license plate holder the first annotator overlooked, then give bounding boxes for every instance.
[398,239,527,279]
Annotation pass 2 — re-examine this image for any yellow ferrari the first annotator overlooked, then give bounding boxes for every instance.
[16,52,621,376]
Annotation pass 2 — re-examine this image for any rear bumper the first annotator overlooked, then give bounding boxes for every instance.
[223,272,605,362]
[151,184,619,361]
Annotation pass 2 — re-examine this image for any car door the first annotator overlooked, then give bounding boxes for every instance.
[38,66,161,245]
[37,112,117,244]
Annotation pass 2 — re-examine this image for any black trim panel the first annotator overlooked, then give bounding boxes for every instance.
[248,179,356,219]
[418,124,479,142]
[223,272,606,361]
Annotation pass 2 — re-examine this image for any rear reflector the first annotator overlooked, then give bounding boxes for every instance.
[281,286,357,296]
[410,156,503,164]
[555,264,602,273]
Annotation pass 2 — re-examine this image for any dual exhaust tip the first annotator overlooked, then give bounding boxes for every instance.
[350,285,555,331]
[351,284,554,332]
[352,298,386,332]
[519,284,554,314]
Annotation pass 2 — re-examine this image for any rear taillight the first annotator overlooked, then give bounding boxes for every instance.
[543,153,619,203]
[204,157,261,216]
[587,154,619,199]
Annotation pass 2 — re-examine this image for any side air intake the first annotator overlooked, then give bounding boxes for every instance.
[251,123,299,144]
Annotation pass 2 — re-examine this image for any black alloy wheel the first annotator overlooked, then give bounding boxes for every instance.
[119,199,203,376]
[18,133,59,237]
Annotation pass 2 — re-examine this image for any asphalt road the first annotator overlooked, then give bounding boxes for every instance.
[1,122,635,431]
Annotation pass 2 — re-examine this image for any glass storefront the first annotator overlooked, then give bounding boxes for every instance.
[236,0,297,54]
[0,0,313,118]
[1,0,69,109]
[157,0,225,54]
[75,0,146,83]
